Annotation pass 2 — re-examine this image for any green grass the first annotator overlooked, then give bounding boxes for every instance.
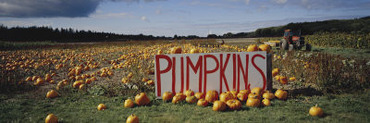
[311,46,370,59]
[1,91,369,123]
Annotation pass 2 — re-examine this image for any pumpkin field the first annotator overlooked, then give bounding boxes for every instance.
[0,39,369,123]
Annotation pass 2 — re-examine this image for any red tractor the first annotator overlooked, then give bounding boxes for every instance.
[280,29,311,51]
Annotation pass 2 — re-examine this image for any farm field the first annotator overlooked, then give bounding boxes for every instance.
[0,39,369,123]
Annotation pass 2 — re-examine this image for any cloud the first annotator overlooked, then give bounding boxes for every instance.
[272,0,287,4]
[91,12,129,18]
[141,16,149,22]
[0,0,165,18]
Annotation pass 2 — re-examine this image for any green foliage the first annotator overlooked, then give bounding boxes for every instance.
[306,32,370,49]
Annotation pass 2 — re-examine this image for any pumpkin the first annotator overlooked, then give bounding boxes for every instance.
[46,90,58,98]
[251,87,263,96]
[185,89,194,97]
[212,100,227,111]
[162,91,173,102]
[25,77,32,81]
[247,44,259,52]
[279,76,288,84]
[226,99,242,110]
[246,98,260,107]
[34,78,44,85]
[157,50,163,55]
[126,114,139,123]
[175,92,186,100]
[248,93,261,100]
[309,104,324,117]
[239,89,250,95]
[142,77,149,82]
[205,90,219,103]
[185,96,197,104]
[197,99,208,107]
[85,79,92,84]
[32,76,39,81]
[272,68,279,77]
[262,98,271,106]
[124,99,134,108]
[147,80,154,85]
[275,75,281,81]
[45,113,58,123]
[229,90,238,99]
[97,103,107,110]
[190,48,200,54]
[79,84,86,90]
[258,44,271,53]
[237,92,248,101]
[72,80,83,88]
[262,91,275,100]
[289,77,296,81]
[219,92,234,102]
[45,74,52,82]
[194,92,205,99]
[170,47,182,54]
[172,95,183,104]
[275,89,288,100]
[135,92,150,106]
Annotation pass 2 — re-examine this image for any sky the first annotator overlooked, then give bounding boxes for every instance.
[0,0,369,37]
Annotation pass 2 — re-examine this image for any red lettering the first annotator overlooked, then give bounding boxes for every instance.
[237,54,249,92]
[172,57,176,94]
[204,55,219,93]
[219,54,231,92]
[186,56,203,92]
[180,57,184,93]
[155,55,172,96]
[252,54,266,90]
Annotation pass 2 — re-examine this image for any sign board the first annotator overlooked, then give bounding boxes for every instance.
[154,51,272,98]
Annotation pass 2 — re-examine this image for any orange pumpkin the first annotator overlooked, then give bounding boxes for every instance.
[237,92,248,101]
[162,91,173,102]
[205,90,219,103]
[229,90,238,99]
[97,103,107,110]
[239,89,250,95]
[185,89,195,97]
[135,92,150,106]
[212,100,227,111]
[175,92,186,100]
[258,44,271,53]
[219,92,234,102]
[248,93,261,100]
[247,44,259,52]
[185,96,197,104]
[197,99,208,107]
[126,114,139,123]
[275,89,288,100]
[279,76,288,84]
[246,98,260,107]
[190,48,200,54]
[194,92,205,99]
[72,80,83,88]
[172,95,184,104]
[289,77,296,81]
[262,98,271,106]
[262,91,275,100]
[309,104,324,117]
[124,99,134,108]
[170,47,182,54]
[34,78,44,85]
[251,87,263,96]
[272,68,279,77]
[46,90,58,98]
[226,99,242,110]
[45,113,58,123]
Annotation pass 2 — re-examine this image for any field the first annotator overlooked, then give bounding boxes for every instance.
[0,39,369,123]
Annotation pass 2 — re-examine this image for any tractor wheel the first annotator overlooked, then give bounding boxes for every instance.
[281,39,288,50]
[305,44,312,51]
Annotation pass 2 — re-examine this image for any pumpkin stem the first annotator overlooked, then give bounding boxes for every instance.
[315,104,318,107]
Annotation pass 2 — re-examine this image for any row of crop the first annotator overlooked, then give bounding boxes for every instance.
[305,32,370,49]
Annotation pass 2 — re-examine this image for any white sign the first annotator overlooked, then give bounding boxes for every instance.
[155,51,271,98]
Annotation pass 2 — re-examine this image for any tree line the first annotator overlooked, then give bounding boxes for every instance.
[218,16,370,38]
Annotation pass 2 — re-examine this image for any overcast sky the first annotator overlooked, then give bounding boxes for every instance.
[0,0,369,37]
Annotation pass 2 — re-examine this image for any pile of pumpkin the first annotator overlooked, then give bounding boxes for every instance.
[160,87,287,111]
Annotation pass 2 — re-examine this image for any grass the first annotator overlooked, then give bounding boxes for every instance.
[312,46,370,59]
[0,91,369,123]
[0,39,369,123]
[0,41,57,50]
